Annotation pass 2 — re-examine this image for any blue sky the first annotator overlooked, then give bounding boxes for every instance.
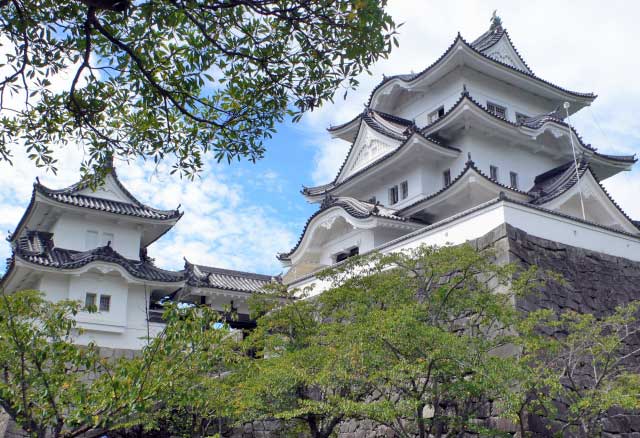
[1,0,639,275]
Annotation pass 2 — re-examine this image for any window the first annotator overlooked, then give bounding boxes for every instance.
[99,295,111,312]
[510,171,519,189]
[85,230,98,250]
[388,185,399,205]
[515,112,529,124]
[428,106,445,124]
[335,247,359,263]
[85,293,97,310]
[487,101,507,119]
[367,196,377,204]
[443,169,451,187]
[101,232,114,247]
[490,165,499,181]
[400,181,409,200]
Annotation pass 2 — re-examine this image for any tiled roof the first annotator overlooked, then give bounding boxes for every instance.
[328,108,413,137]
[420,90,636,164]
[184,261,279,293]
[35,184,182,220]
[470,27,504,51]
[34,165,182,221]
[529,160,590,205]
[470,27,533,74]
[398,158,531,216]
[528,161,638,229]
[3,231,282,293]
[303,121,459,197]
[367,31,595,108]
[287,194,640,287]
[9,166,182,246]
[278,196,422,261]
[12,231,184,283]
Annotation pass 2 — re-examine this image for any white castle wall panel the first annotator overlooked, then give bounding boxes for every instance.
[51,214,142,260]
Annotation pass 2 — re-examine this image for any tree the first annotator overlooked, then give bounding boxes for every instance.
[0,290,249,438]
[242,245,542,438]
[238,284,374,438]
[138,303,248,438]
[0,0,398,181]
[313,245,541,438]
[514,302,640,437]
[0,290,161,438]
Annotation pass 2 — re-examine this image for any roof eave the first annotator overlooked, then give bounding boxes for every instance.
[302,133,460,201]
[369,36,596,111]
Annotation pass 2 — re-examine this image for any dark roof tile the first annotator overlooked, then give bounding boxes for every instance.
[13,231,184,283]
[184,261,278,293]
[278,196,422,261]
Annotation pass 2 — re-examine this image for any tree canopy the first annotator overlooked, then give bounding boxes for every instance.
[2,246,640,438]
[0,0,397,180]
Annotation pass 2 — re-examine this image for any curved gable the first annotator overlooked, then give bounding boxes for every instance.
[536,168,639,235]
[338,122,404,183]
[479,32,532,74]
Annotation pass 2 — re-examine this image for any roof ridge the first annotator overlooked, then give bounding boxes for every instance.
[278,195,421,261]
[35,183,181,216]
[302,131,460,197]
[420,89,635,165]
[194,264,275,281]
[367,33,595,108]
[397,158,530,215]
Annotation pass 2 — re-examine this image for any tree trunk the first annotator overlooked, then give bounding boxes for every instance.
[417,403,426,438]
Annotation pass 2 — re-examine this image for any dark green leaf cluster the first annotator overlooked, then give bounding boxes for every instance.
[0,0,397,181]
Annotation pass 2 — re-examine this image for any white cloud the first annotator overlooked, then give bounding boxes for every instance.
[115,160,296,274]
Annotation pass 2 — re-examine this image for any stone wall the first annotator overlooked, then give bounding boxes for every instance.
[3,225,640,437]
[230,224,640,438]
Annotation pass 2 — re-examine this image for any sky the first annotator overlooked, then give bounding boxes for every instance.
[1,0,639,276]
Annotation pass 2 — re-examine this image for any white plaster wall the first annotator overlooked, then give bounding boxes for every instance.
[33,269,165,350]
[340,126,560,209]
[293,202,507,296]
[291,201,640,297]
[373,228,412,247]
[451,131,560,191]
[503,203,640,260]
[37,273,70,302]
[318,228,375,265]
[71,272,129,330]
[357,164,424,209]
[395,69,465,125]
[51,213,142,260]
[340,123,402,182]
[394,67,556,127]
[77,174,131,203]
[73,323,165,350]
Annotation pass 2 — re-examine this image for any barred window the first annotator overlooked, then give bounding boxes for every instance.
[99,295,111,312]
[428,106,445,124]
[487,101,507,119]
[85,293,97,310]
[490,165,499,181]
[389,185,399,205]
[400,181,409,200]
[510,172,519,189]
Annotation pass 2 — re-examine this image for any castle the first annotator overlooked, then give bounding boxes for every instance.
[2,15,639,350]
[279,14,639,295]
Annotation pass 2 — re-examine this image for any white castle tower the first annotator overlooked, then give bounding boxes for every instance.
[279,15,638,288]
[1,161,277,350]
